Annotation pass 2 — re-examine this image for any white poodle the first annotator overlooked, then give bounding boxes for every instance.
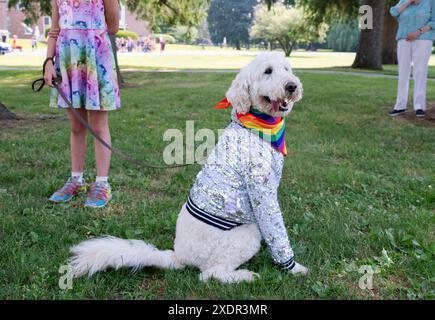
[69,52,308,284]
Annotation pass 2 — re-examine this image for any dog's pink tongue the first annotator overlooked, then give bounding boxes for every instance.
[271,100,280,112]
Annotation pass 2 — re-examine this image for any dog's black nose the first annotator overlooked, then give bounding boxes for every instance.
[285,82,297,94]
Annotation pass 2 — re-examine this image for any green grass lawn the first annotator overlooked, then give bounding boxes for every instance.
[0,70,434,299]
[0,49,356,70]
[4,38,47,51]
[325,65,435,79]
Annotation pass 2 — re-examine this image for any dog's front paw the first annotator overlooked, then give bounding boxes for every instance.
[289,262,309,276]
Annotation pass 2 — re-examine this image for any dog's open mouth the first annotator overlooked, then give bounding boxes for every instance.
[263,96,289,112]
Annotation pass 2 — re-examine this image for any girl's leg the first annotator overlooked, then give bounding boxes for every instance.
[49,108,88,203]
[67,108,88,173]
[87,111,111,177]
[394,39,412,111]
[412,40,433,111]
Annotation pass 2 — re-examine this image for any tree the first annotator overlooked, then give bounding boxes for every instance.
[267,0,398,70]
[352,0,385,70]
[126,0,210,31]
[207,0,258,50]
[170,25,199,44]
[8,0,210,29]
[250,4,317,57]
[383,0,399,65]
[326,20,359,52]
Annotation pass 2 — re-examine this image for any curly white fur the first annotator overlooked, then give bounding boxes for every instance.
[69,53,308,283]
[226,52,303,117]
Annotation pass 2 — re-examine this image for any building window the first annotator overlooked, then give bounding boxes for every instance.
[44,16,51,27]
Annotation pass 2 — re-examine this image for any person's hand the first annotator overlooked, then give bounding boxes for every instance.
[406,30,421,41]
[410,0,420,5]
[43,60,56,87]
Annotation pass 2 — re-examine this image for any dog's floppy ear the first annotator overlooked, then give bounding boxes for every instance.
[226,70,251,114]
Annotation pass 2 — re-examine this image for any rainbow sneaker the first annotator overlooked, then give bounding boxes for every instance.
[49,177,86,203]
[85,182,112,208]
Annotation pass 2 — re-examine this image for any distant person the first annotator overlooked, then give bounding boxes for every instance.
[150,38,157,52]
[143,37,152,52]
[127,37,134,52]
[160,36,166,52]
[120,37,126,52]
[31,36,37,51]
[389,0,435,118]
[1,33,6,43]
[12,35,23,51]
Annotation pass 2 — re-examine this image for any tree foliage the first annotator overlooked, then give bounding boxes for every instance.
[207,0,259,49]
[250,4,318,56]
[326,20,359,52]
[126,0,210,30]
[8,0,210,29]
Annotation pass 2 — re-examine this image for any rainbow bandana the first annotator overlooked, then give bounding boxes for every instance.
[214,98,288,156]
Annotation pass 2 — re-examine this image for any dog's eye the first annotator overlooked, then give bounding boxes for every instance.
[264,68,273,75]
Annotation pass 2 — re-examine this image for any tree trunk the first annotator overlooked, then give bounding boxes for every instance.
[352,0,385,70]
[382,9,398,65]
[279,40,293,57]
[109,34,125,87]
[236,40,241,50]
[0,103,18,120]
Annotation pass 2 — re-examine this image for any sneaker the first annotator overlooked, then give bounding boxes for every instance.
[389,109,406,117]
[416,109,425,118]
[49,177,86,203]
[85,182,112,208]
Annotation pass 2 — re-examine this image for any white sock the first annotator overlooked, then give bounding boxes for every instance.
[96,176,109,184]
[71,172,84,184]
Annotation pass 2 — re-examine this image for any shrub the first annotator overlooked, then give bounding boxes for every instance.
[153,34,176,44]
[116,30,138,41]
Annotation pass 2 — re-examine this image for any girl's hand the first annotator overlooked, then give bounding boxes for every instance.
[44,61,57,87]
[406,30,421,41]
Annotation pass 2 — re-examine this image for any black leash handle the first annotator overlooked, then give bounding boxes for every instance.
[32,57,196,170]
[32,57,56,92]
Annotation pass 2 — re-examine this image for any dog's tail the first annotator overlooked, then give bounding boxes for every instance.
[68,236,183,278]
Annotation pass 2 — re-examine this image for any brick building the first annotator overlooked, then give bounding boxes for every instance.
[0,1,150,41]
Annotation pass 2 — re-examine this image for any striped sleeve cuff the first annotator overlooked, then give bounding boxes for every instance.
[278,257,296,271]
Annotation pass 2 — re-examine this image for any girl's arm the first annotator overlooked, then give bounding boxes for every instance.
[44,0,60,87]
[103,0,120,35]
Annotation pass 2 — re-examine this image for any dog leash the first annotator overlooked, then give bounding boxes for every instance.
[32,57,196,170]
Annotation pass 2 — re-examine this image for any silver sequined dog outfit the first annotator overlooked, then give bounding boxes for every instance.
[187,110,295,270]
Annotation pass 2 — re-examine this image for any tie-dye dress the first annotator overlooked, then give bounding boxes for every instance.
[50,0,121,111]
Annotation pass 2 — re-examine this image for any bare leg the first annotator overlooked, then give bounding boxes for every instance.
[87,111,111,177]
[67,108,88,173]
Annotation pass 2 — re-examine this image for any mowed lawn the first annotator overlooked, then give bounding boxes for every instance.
[0,70,434,299]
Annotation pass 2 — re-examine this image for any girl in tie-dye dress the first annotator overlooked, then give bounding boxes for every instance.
[45,0,121,208]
